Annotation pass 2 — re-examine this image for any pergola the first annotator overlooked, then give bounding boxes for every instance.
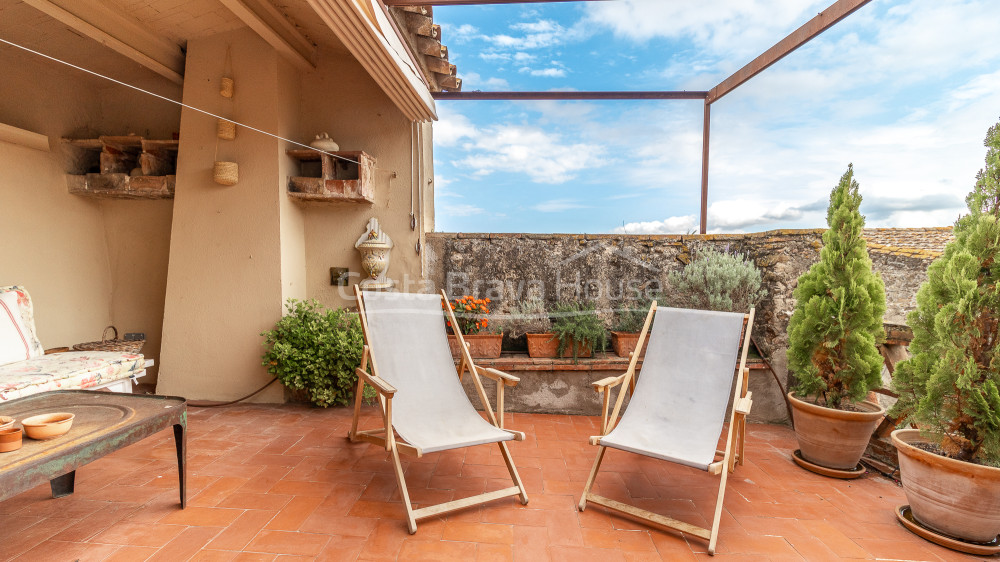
[384,0,872,233]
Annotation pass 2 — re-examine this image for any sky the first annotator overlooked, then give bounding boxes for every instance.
[430,0,1000,234]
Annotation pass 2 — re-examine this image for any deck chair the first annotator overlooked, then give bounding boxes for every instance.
[350,287,529,533]
[579,302,754,555]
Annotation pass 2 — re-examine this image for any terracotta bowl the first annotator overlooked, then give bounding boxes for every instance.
[0,427,23,452]
[0,416,13,432]
[21,412,75,440]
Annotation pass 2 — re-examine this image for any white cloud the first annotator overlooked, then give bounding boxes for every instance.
[457,124,604,184]
[519,67,567,78]
[460,72,510,90]
[532,199,586,213]
[443,203,485,217]
[446,24,479,44]
[614,215,699,235]
[433,107,477,147]
[483,19,570,50]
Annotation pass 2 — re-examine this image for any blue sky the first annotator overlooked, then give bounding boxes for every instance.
[431,0,1000,234]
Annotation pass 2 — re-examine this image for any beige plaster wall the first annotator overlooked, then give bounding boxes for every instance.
[157,29,295,402]
[0,46,178,376]
[299,48,434,310]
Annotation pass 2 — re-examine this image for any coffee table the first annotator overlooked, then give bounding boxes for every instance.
[0,390,186,507]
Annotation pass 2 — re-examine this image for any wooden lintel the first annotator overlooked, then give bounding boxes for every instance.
[438,75,461,90]
[217,0,316,70]
[397,6,430,16]
[434,91,707,101]
[415,35,445,57]
[22,0,184,84]
[708,0,872,104]
[404,11,436,36]
[424,55,451,75]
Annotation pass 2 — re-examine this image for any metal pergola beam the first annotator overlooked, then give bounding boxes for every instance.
[432,91,708,101]
[707,0,872,104]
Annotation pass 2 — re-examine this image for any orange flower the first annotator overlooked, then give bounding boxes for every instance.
[481,319,488,327]
[465,305,471,311]
[446,321,451,327]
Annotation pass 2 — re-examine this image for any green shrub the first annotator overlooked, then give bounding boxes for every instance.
[612,295,654,332]
[551,301,608,361]
[261,299,365,407]
[891,118,1000,466]
[786,165,886,409]
[666,247,766,312]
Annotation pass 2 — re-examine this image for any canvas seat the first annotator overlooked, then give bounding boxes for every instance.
[579,303,754,555]
[350,288,528,533]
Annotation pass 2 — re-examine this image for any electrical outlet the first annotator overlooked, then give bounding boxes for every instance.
[124,332,145,341]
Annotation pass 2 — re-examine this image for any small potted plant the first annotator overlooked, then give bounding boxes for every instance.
[261,299,366,407]
[498,297,555,358]
[610,297,651,358]
[551,301,608,362]
[666,247,766,313]
[889,118,1000,550]
[785,164,887,477]
[444,295,502,359]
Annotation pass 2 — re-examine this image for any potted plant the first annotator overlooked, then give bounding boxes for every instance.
[261,299,366,407]
[888,119,1000,550]
[497,297,556,358]
[444,295,502,359]
[785,164,888,477]
[551,301,608,362]
[610,296,652,358]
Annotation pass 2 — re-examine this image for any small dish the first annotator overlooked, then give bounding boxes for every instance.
[21,412,75,440]
[0,416,14,431]
[0,427,22,452]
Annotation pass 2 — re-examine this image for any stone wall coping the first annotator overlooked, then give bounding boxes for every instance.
[459,353,768,373]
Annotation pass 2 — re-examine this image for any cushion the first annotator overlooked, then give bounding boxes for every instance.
[0,292,32,366]
[0,286,45,359]
[0,351,145,401]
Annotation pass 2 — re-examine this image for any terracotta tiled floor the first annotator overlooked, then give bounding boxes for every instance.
[0,404,977,561]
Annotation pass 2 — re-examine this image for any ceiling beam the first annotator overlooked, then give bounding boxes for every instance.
[22,0,185,84]
[434,91,708,100]
[217,0,317,71]
[707,0,872,104]
[383,0,609,5]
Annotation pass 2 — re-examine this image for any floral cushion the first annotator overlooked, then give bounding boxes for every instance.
[0,351,144,401]
[0,286,45,358]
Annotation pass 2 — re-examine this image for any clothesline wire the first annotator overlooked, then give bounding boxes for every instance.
[0,36,362,166]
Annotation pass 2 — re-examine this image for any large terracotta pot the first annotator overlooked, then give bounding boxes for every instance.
[611,332,648,358]
[448,333,502,359]
[525,333,592,359]
[788,392,884,470]
[892,429,1000,543]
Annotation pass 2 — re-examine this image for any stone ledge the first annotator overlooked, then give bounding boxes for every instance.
[459,352,768,373]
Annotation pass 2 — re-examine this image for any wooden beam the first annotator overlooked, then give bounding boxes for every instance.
[0,123,49,152]
[708,0,873,104]
[385,0,610,5]
[22,0,184,84]
[217,0,316,70]
[434,91,708,101]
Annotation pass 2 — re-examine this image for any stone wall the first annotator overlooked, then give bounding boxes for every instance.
[424,228,951,423]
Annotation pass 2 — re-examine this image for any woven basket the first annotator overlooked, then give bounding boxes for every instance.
[73,326,144,353]
[220,76,234,98]
[213,161,239,185]
[217,119,236,140]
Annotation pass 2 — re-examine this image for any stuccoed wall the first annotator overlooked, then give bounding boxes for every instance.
[424,229,946,423]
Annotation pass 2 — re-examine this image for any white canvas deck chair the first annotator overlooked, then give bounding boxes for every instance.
[350,287,529,533]
[579,302,755,555]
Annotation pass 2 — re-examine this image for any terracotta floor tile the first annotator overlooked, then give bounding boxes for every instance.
[147,526,224,562]
[244,530,331,556]
[852,538,947,561]
[218,492,293,511]
[549,545,627,562]
[396,538,478,561]
[12,539,119,562]
[159,506,244,527]
[102,545,161,562]
[441,521,514,544]
[90,522,186,548]
[477,542,514,561]
[298,509,378,537]
[266,496,325,531]
[206,510,279,551]
[314,535,367,562]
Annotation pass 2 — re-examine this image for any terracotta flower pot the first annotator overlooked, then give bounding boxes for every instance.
[448,333,502,359]
[788,392,884,470]
[892,429,1000,543]
[611,332,647,358]
[0,427,22,453]
[525,333,592,358]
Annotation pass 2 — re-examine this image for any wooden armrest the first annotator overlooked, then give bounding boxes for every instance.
[355,368,396,397]
[733,395,753,415]
[478,367,519,386]
[591,374,625,393]
[45,347,70,354]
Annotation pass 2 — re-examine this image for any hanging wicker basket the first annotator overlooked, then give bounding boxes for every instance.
[220,76,234,98]
[213,161,239,185]
[217,119,236,140]
[73,326,144,353]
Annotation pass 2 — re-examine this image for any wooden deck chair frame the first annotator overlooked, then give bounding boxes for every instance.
[349,286,529,533]
[579,301,755,555]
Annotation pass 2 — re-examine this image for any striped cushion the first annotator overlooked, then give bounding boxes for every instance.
[0,292,32,367]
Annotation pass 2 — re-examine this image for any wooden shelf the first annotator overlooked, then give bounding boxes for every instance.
[285,149,375,204]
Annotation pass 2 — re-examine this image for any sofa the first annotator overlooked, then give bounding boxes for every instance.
[0,285,146,401]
